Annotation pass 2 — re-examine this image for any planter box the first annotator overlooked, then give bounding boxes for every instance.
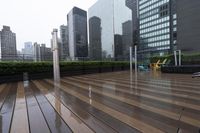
[0,74,23,83]
[161,65,200,74]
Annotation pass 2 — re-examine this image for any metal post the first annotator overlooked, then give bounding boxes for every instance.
[52,29,60,82]
[179,50,181,66]
[135,45,137,73]
[174,51,177,66]
[130,46,133,72]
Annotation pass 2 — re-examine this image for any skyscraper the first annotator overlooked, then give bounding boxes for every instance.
[0,26,17,61]
[122,20,133,59]
[114,34,123,60]
[126,0,139,45]
[33,43,52,62]
[138,0,173,60]
[89,16,102,60]
[33,42,41,62]
[67,7,88,60]
[60,25,69,59]
[176,0,200,53]
[89,0,131,58]
[22,42,34,60]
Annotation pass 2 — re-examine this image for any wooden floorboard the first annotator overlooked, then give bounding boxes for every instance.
[10,82,29,133]
[33,80,95,133]
[42,79,136,133]
[60,78,199,133]
[25,81,51,133]
[30,82,72,133]
[0,71,200,133]
[0,83,17,133]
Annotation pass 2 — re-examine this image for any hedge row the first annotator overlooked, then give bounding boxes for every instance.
[0,61,130,76]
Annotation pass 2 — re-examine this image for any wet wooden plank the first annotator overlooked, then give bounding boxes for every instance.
[61,78,200,133]
[10,82,29,133]
[46,79,162,133]
[29,82,72,133]
[63,78,181,120]
[24,81,51,133]
[78,76,200,100]
[61,79,179,133]
[65,77,200,112]
[0,84,10,109]
[33,80,95,133]
[40,80,119,133]
[0,84,7,93]
[0,83,17,133]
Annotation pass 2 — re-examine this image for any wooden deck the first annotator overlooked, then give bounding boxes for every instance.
[0,71,200,133]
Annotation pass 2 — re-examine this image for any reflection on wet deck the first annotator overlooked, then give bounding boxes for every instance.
[0,71,200,133]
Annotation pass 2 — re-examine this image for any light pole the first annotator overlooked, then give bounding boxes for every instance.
[135,44,138,73]
[52,29,60,82]
[130,46,133,72]
[174,50,181,66]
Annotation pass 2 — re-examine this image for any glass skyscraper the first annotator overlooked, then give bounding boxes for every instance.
[88,0,131,58]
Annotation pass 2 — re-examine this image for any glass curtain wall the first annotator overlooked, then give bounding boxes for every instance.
[88,0,132,60]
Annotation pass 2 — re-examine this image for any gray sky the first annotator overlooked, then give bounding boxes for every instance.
[0,0,97,51]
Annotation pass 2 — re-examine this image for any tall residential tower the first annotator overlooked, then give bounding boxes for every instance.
[0,26,17,60]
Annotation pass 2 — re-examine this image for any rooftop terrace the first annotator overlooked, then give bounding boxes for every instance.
[0,71,200,133]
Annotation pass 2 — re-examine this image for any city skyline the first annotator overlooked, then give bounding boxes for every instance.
[0,0,97,50]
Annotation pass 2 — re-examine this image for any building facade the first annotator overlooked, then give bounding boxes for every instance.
[22,42,34,60]
[122,20,133,59]
[60,25,69,59]
[126,0,139,46]
[89,16,102,60]
[114,34,123,60]
[176,0,200,53]
[138,0,173,60]
[33,43,52,62]
[67,7,88,60]
[89,0,131,58]
[0,26,17,61]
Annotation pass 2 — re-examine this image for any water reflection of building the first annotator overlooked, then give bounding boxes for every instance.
[89,16,102,60]
[89,0,131,58]
[67,7,88,60]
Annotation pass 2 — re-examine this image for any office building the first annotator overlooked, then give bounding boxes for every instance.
[176,0,200,53]
[126,0,139,45]
[34,43,52,62]
[60,25,69,59]
[138,0,173,60]
[89,0,131,58]
[0,26,17,60]
[89,16,102,60]
[122,20,133,59]
[114,34,123,60]
[33,42,41,62]
[22,42,34,60]
[67,7,88,60]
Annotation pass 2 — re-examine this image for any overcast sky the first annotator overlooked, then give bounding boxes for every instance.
[0,0,97,51]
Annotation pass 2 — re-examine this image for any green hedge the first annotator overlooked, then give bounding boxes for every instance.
[0,61,130,76]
